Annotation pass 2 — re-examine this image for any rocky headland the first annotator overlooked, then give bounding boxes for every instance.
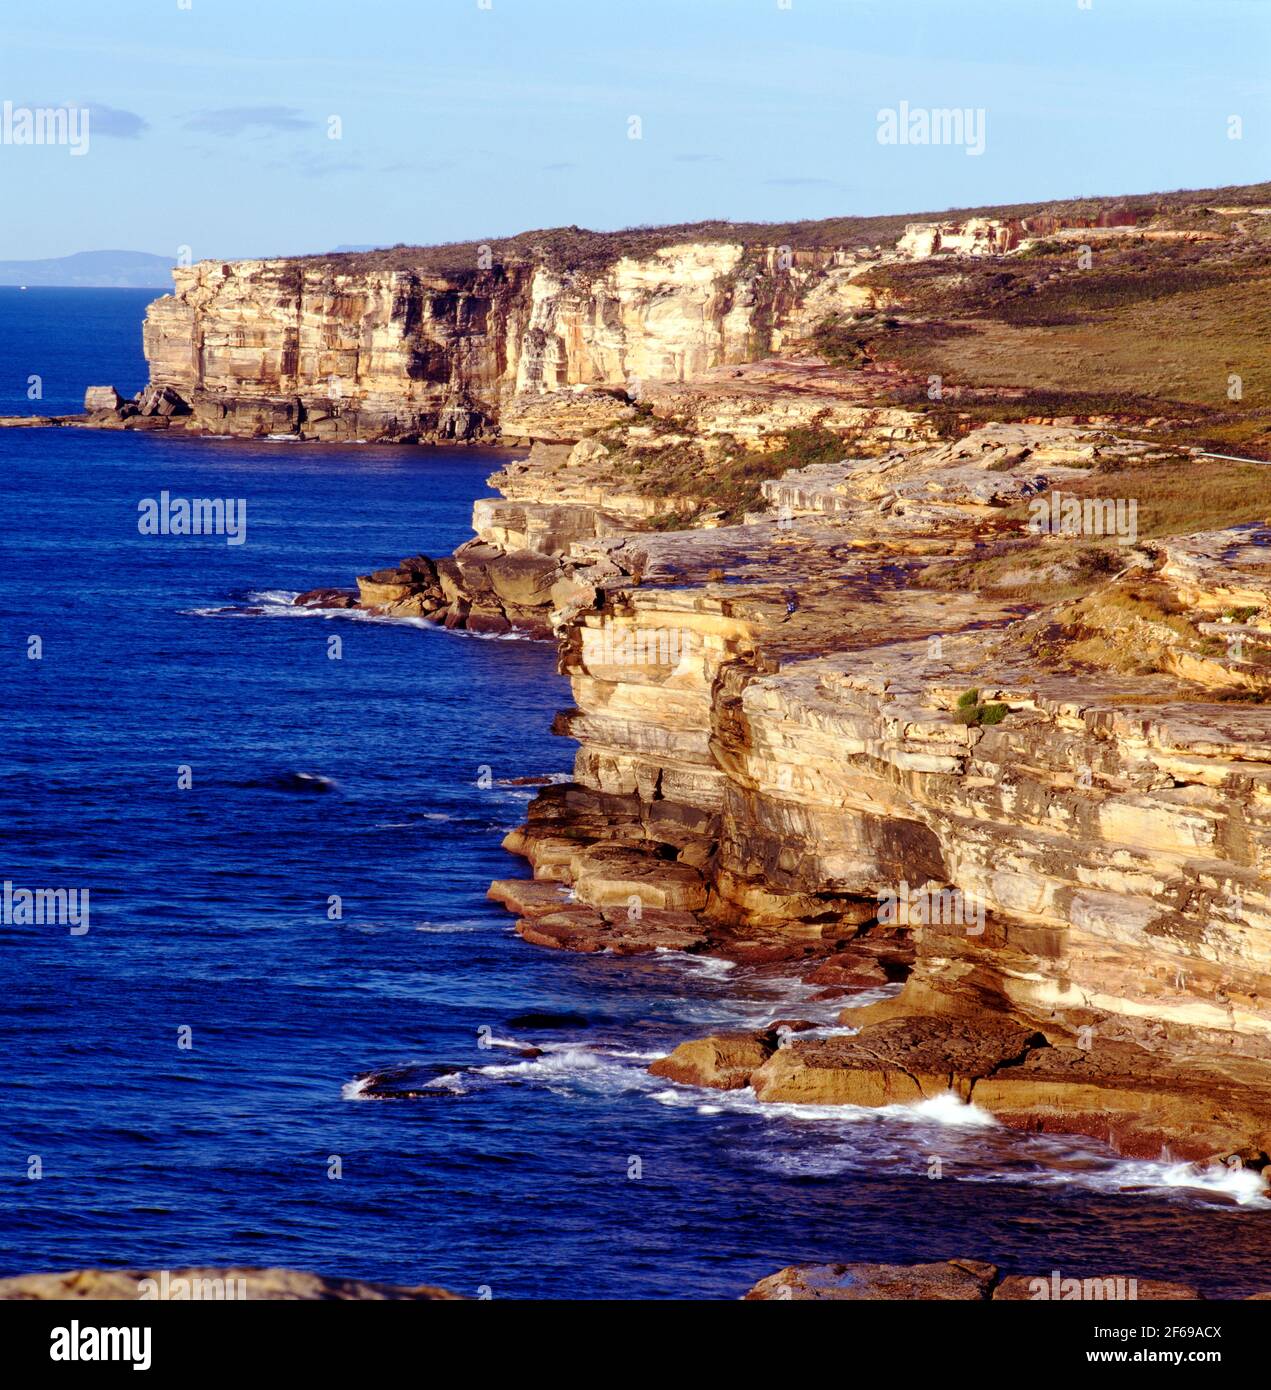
[40,183,1271,1195]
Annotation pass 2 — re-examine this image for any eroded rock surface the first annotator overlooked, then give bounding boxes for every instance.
[743,1259,1241,1301]
[472,419,1271,1169]
[0,1267,460,1300]
[745,1258,1001,1301]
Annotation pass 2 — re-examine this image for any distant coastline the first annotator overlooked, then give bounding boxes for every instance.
[0,250,174,289]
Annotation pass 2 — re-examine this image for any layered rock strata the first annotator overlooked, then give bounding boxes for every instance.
[448,417,1271,1171]
[160,199,1271,1174]
[135,245,860,441]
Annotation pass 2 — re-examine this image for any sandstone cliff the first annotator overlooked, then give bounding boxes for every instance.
[259,185,1271,1174]
[327,390,1271,1170]
[139,243,841,442]
[129,182,1270,445]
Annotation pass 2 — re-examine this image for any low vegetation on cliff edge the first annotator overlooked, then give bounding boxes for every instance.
[292,179,1271,280]
[607,417,849,524]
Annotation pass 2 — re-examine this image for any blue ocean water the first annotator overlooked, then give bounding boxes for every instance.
[1,289,1269,1299]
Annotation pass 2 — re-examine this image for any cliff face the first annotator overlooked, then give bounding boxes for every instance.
[143,259,530,440]
[140,244,839,442]
[264,188,1271,1170]
[142,208,1097,443]
[435,418,1271,1167]
[514,465,1271,1065]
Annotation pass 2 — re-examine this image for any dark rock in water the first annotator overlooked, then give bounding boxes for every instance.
[356,1063,465,1100]
[294,587,357,609]
[287,771,336,792]
[248,770,338,794]
[506,1011,594,1030]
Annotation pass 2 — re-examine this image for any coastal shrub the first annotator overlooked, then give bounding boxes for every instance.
[808,315,879,367]
[953,690,1009,726]
[624,421,848,523]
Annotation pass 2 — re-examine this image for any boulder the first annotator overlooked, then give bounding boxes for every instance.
[992,1273,1200,1301]
[649,1030,780,1089]
[83,385,124,412]
[515,903,708,954]
[745,1259,1000,1301]
[136,384,190,417]
[750,1015,1041,1106]
[294,588,357,609]
[357,573,416,605]
[485,552,561,608]
[487,879,573,917]
[745,1259,1227,1301]
[569,844,708,912]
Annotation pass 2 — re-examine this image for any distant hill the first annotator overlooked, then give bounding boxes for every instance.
[0,250,175,288]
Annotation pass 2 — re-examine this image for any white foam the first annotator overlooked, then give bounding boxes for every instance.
[185,588,548,640]
[1134,1159,1270,1207]
[342,1069,467,1100]
[880,1092,1000,1129]
[650,1088,696,1107]
[653,949,736,979]
[472,1042,668,1100]
[600,1047,666,1063]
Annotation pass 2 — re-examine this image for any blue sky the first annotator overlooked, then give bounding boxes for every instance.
[1,0,1267,260]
